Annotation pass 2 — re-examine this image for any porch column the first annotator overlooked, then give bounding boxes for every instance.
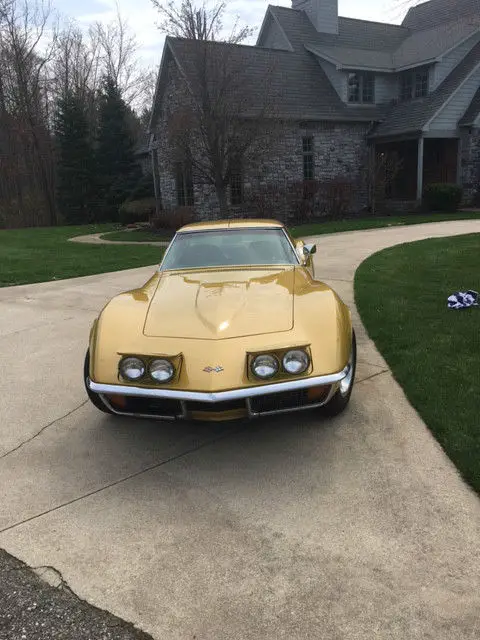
[416,136,424,201]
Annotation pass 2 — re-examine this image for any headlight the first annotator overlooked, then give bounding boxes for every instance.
[282,350,309,375]
[119,357,145,381]
[251,354,279,379]
[149,359,174,383]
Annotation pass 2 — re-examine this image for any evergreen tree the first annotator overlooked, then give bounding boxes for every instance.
[54,91,95,224]
[94,75,140,221]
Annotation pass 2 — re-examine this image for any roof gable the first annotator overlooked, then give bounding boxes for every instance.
[256,7,293,51]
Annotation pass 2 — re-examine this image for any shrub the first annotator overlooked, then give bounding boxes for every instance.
[243,183,288,221]
[119,197,156,225]
[287,180,319,221]
[150,206,195,230]
[318,178,355,218]
[423,183,463,212]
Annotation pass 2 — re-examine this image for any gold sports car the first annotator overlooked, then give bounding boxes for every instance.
[85,220,356,422]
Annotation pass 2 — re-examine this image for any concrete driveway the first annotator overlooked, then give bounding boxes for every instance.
[1,220,479,639]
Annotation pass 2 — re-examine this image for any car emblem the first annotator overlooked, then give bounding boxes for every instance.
[203,366,224,373]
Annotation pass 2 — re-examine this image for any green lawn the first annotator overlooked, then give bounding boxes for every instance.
[103,229,174,242]
[99,212,480,243]
[0,225,164,287]
[355,234,480,493]
[290,211,480,238]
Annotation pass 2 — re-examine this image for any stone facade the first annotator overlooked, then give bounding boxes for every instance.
[461,127,480,203]
[153,60,480,218]
[152,62,371,220]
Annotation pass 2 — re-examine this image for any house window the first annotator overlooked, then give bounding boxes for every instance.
[399,68,429,101]
[415,69,429,98]
[175,161,194,206]
[230,166,243,205]
[348,72,375,104]
[400,73,413,101]
[302,136,314,180]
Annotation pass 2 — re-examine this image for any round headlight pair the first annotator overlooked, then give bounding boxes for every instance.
[251,350,309,379]
[119,357,174,383]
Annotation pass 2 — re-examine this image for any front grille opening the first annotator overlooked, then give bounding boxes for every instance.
[250,386,331,415]
[123,396,183,418]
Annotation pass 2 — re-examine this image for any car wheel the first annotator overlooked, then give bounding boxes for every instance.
[321,331,356,417]
[84,350,114,415]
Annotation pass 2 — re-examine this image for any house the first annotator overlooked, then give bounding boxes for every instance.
[149,0,480,218]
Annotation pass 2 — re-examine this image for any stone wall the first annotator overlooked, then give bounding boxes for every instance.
[461,127,480,203]
[153,61,371,220]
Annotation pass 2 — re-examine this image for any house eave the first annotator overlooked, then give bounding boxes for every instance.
[306,44,442,74]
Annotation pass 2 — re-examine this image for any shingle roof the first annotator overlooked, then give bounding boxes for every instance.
[167,37,384,122]
[459,86,480,125]
[270,4,480,72]
[371,40,480,138]
[305,44,393,71]
[269,6,408,53]
[403,0,480,31]
[393,16,480,69]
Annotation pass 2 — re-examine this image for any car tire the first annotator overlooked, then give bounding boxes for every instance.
[321,331,356,417]
[84,350,114,415]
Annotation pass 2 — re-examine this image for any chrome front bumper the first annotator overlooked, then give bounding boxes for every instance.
[87,366,349,419]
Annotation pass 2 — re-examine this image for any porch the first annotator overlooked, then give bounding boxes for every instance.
[373,136,460,203]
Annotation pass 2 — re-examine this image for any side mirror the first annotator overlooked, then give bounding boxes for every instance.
[303,243,317,257]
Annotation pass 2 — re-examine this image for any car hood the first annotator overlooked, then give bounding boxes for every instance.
[143,267,296,340]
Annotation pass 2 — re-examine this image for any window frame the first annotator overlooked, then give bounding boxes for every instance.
[347,72,375,104]
[174,161,194,207]
[302,136,315,181]
[230,164,244,206]
[399,67,429,101]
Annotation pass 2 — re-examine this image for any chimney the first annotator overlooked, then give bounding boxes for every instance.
[292,0,339,34]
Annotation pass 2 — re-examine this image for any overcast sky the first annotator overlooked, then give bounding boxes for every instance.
[53,0,413,68]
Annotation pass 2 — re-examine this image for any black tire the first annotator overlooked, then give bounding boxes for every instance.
[84,350,114,414]
[321,331,357,417]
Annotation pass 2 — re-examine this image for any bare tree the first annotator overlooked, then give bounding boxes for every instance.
[0,0,58,226]
[152,0,254,43]
[91,8,155,110]
[166,41,280,215]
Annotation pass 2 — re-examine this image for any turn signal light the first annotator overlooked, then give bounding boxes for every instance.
[307,385,330,402]
[106,394,127,409]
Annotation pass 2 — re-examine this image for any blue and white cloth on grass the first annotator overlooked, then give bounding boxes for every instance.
[447,290,479,309]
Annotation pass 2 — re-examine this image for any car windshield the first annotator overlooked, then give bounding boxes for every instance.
[160,228,299,271]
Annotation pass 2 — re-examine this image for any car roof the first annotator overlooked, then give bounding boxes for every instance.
[178,219,285,233]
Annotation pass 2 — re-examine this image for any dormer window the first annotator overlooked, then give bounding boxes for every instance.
[347,72,375,104]
[399,68,429,101]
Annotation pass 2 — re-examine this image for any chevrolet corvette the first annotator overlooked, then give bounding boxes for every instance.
[85,220,356,421]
